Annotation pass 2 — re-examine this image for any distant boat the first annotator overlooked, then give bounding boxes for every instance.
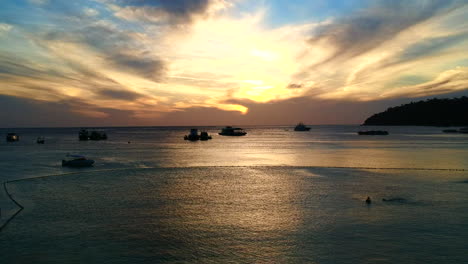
[184,129,212,141]
[89,131,107,140]
[459,127,468,134]
[62,154,95,167]
[218,126,247,136]
[36,136,45,144]
[357,130,389,135]
[294,122,310,131]
[184,128,200,141]
[79,129,89,140]
[200,131,212,141]
[79,129,107,140]
[6,133,19,142]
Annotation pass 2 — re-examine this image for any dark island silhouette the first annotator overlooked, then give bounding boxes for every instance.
[363,96,468,126]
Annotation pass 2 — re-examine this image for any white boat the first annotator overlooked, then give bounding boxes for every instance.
[62,154,95,167]
[218,126,247,136]
[294,122,310,131]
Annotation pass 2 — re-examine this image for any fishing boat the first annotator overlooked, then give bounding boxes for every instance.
[294,122,311,131]
[79,129,107,140]
[36,136,45,144]
[184,129,200,141]
[218,126,247,136]
[184,129,212,141]
[79,129,89,140]
[200,131,212,141]
[62,154,95,167]
[6,133,19,142]
[89,131,107,140]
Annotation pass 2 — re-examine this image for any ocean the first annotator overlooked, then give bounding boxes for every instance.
[1,125,467,263]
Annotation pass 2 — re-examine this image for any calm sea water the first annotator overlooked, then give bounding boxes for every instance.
[1,126,468,263]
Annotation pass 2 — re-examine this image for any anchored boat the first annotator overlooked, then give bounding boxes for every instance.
[6,133,19,142]
[79,129,107,140]
[62,154,95,167]
[218,126,247,136]
[36,136,45,144]
[184,129,212,141]
[294,122,311,131]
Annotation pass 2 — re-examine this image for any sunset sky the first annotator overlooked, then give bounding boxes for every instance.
[1,0,468,127]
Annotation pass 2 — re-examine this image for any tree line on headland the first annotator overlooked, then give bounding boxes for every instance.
[363,96,468,126]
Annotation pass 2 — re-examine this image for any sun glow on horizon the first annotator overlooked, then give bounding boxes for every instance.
[0,0,467,125]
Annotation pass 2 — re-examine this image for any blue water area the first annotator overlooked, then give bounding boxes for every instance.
[1,167,468,263]
[1,126,468,263]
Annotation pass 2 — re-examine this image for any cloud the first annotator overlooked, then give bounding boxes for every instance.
[1,0,468,126]
[0,94,142,127]
[307,0,459,63]
[296,0,468,100]
[114,0,231,25]
[0,23,12,34]
[97,88,143,101]
[83,7,99,17]
[107,53,165,81]
[381,67,468,98]
[393,32,468,63]
[287,83,302,89]
[44,22,166,80]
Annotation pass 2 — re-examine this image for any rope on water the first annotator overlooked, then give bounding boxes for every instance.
[0,182,24,232]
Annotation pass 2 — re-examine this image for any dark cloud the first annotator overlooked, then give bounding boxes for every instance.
[108,53,165,81]
[38,23,167,81]
[41,24,134,55]
[0,53,151,104]
[307,0,462,66]
[129,0,212,13]
[396,32,468,62]
[287,83,302,89]
[0,54,69,81]
[97,88,143,101]
[0,95,146,127]
[3,89,468,127]
[0,95,94,127]
[115,0,217,24]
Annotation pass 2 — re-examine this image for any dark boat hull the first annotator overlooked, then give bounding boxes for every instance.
[358,131,389,135]
[184,135,200,141]
[218,132,247,136]
[62,159,95,167]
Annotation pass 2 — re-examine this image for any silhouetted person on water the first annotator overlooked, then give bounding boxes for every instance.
[366,196,372,204]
